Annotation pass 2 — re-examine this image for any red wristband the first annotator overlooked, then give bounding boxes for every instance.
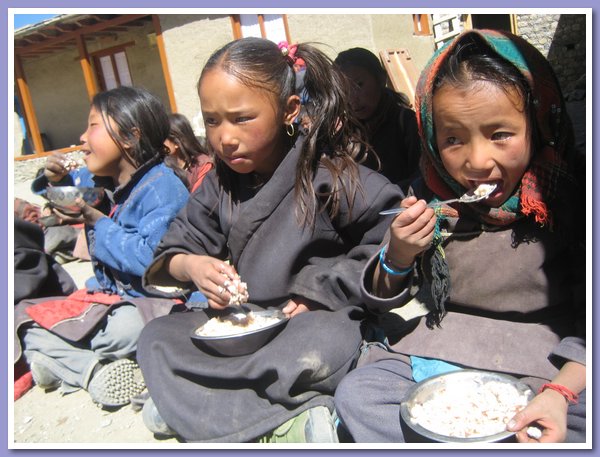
[538,383,579,404]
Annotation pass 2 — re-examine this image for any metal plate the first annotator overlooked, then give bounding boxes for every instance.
[400,369,535,443]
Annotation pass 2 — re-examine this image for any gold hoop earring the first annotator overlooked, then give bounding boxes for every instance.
[285,123,295,137]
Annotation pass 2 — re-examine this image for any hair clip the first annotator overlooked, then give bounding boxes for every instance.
[278,41,300,67]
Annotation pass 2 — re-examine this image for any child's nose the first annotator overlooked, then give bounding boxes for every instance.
[465,141,494,171]
[219,126,238,148]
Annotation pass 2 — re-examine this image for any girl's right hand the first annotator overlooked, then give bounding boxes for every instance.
[44,152,71,183]
[386,196,437,266]
[173,254,240,310]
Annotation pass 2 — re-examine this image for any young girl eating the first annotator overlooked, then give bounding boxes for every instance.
[334,29,586,443]
[136,37,403,442]
[15,86,189,408]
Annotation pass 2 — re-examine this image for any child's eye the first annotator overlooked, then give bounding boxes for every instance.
[236,116,251,123]
[446,136,461,145]
[492,132,512,141]
[204,117,217,127]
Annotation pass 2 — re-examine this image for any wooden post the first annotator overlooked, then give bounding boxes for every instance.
[76,32,98,102]
[14,55,44,155]
[152,14,177,113]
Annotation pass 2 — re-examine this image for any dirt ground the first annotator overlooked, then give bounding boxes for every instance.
[13,385,179,445]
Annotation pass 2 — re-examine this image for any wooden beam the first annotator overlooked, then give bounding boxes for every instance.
[15,14,150,56]
[230,15,242,39]
[152,15,177,113]
[14,145,81,161]
[14,55,44,155]
[283,15,291,44]
[258,15,267,38]
[76,33,98,102]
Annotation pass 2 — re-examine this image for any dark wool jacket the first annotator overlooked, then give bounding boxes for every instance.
[361,90,421,192]
[361,207,585,386]
[137,134,404,442]
[144,135,404,311]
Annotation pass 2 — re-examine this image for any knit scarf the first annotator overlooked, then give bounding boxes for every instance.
[414,29,576,327]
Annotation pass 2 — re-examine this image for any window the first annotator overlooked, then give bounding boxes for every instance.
[92,44,133,91]
[231,14,290,43]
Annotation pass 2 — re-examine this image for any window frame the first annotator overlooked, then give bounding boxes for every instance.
[230,14,291,43]
[90,42,135,91]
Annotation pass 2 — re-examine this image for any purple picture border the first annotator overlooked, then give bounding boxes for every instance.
[3,2,595,456]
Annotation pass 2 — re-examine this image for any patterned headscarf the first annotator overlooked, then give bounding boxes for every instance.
[414,29,577,326]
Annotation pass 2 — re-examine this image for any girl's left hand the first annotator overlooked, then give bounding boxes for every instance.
[71,197,105,227]
[282,296,322,318]
[49,207,84,225]
[507,389,568,442]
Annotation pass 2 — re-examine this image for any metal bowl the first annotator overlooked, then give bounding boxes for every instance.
[44,186,105,213]
[400,370,535,443]
[190,309,289,357]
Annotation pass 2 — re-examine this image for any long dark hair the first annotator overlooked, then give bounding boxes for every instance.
[334,47,412,109]
[91,86,170,168]
[198,37,371,227]
[167,113,211,170]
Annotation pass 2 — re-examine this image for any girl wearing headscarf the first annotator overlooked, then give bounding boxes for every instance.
[334,29,585,443]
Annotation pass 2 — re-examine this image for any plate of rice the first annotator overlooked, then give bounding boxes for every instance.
[400,369,535,443]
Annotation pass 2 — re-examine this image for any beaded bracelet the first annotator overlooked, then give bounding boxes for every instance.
[378,245,414,276]
[538,383,579,404]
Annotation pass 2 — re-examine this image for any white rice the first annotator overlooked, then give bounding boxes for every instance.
[195,312,281,337]
[409,378,530,438]
[473,183,496,198]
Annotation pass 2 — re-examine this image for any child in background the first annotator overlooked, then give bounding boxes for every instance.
[334,47,421,192]
[165,113,213,192]
[334,30,585,443]
[137,37,403,442]
[15,86,189,408]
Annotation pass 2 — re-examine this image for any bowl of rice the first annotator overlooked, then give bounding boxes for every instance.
[400,370,535,443]
[190,308,288,357]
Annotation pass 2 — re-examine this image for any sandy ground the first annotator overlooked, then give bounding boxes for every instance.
[12,176,179,446]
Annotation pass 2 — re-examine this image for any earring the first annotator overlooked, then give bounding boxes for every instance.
[285,123,295,137]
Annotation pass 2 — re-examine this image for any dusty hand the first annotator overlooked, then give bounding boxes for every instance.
[282,296,321,318]
[386,196,437,267]
[507,389,568,443]
[44,152,72,183]
[179,255,242,310]
[72,197,105,227]
[49,207,85,224]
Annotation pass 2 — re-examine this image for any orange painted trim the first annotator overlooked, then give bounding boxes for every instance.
[152,15,177,113]
[230,15,242,39]
[258,15,266,38]
[282,15,291,43]
[15,55,44,155]
[14,145,81,161]
[75,33,98,102]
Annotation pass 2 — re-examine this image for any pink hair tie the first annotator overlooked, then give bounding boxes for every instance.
[278,41,302,67]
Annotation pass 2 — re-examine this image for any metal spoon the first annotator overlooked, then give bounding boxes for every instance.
[379,183,497,216]
[221,305,253,326]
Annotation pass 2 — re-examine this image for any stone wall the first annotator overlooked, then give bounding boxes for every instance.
[516,14,586,94]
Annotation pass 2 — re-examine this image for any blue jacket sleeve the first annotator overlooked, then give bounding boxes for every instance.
[91,178,188,277]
